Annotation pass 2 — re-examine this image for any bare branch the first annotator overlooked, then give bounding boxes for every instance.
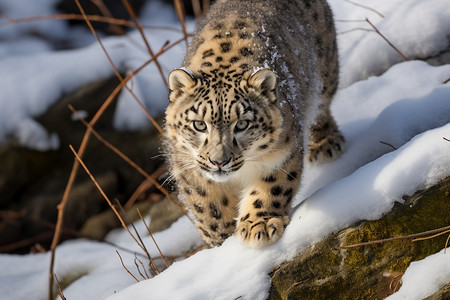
[379,141,397,150]
[335,224,450,250]
[137,208,170,268]
[54,273,67,300]
[121,0,168,88]
[117,251,140,282]
[366,18,409,61]
[344,0,384,18]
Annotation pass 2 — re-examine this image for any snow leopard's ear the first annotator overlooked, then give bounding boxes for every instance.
[168,68,196,102]
[247,69,277,104]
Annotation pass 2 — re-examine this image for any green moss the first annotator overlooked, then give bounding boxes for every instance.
[269,176,450,299]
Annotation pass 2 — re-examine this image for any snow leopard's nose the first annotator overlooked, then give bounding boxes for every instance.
[209,157,231,169]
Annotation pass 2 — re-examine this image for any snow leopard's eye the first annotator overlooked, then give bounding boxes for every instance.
[235,120,250,132]
[193,120,207,132]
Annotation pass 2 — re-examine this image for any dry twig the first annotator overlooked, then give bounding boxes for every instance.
[335,225,450,250]
[135,254,150,280]
[174,0,189,46]
[54,273,67,300]
[137,208,170,268]
[74,0,164,133]
[121,0,168,88]
[69,106,186,214]
[117,250,140,282]
[344,0,385,18]
[379,140,397,150]
[0,14,182,32]
[365,18,409,61]
[116,200,160,275]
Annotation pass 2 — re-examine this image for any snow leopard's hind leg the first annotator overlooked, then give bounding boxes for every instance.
[307,105,345,163]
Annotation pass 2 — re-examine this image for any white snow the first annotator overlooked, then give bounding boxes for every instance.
[0,0,449,299]
[329,0,450,87]
[386,249,450,300]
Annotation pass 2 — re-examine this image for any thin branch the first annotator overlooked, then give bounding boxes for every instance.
[338,28,374,35]
[443,78,450,84]
[0,14,183,32]
[90,0,125,35]
[54,274,67,300]
[335,225,450,250]
[116,250,140,282]
[69,144,157,270]
[444,137,450,142]
[191,0,202,22]
[121,0,168,88]
[116,200,160,275]
[335,19,367,23]
[134,255,150,279]
[365,18,409,61]
[68,106,184,213]
[445,234,450,254]
[174,0,189,46]
[74,0,164,134]
[344,0,384,18]
[379,140,397,150]
[134,256,148,280]
[137,208,170,268]
[412,229,450,242]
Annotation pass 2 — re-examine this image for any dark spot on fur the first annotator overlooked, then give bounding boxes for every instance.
[283,188,293,197]
[202,62,212,67]
[239,32,250,39]
[220,42,231,53]
[250,190,258,196]
[234,21,247,29]
[210,223,218,232]
[196,187,207,197]
[193,203,203,214]
[253,199,263,209]
[271,186,283,196]
[210,203,222,219]
[222,196,229,206]
[202,49,214,58]
[200,227,211,237]
[230,56,240,63]
[239,47,253,56]
[272,201,281,209]
[263,175,276,182]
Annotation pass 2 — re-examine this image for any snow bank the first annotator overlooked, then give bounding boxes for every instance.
[329,0,450,87]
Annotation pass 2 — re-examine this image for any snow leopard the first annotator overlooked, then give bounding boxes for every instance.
[164,0,344,247]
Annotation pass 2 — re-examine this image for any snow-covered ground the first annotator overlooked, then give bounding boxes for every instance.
[0,0,449,299]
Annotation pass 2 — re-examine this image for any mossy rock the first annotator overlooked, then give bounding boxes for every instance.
[269,176,450,299]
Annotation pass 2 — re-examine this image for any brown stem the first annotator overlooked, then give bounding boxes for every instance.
[365,18,409,61]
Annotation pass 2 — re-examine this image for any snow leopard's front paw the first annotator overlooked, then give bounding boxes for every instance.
[236,215,290,248]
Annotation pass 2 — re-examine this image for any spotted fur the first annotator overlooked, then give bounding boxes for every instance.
[164,0,344,247]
